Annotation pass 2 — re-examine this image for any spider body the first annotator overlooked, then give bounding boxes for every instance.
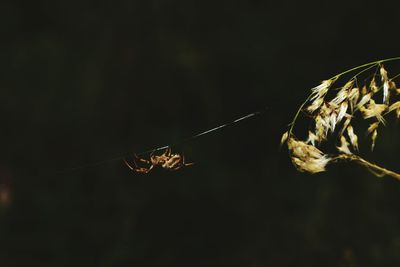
[124,147,193,173]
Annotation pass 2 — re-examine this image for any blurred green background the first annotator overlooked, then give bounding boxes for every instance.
[0,0,400,266]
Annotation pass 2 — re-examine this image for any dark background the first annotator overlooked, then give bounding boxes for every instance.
[0,0,400,266]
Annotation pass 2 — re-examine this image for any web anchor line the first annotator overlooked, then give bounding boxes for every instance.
[137,108,267,156]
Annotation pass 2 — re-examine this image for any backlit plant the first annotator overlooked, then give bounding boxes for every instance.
[281,57,400,180]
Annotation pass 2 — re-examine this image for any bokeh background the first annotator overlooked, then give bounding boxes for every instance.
[1,0,400,266]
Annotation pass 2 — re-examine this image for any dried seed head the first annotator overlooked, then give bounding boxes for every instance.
[337,135,352,155]
[322,115,332,135]
[281,131,289,146]
[356,92,372,109]
[340,116,352,136]
[288,138,330,173]
[370,78,379,93]
[291,156,331,174]
[317,103,335,134]
[320,103,334,116]
[371,129,378,151]
[288,138,324,159]
[306,131,319,146]
[343,80,355,90]
[361,85,368,95]
[388,101,400,119]
[329,113,337,133]
[383,80,390,104]
[360,99,387,124]
[367,122,380,134]
[388,101,400,113]
[286,60,400,178]
[337,101,348,123]
[380,65,388,82]
[315,115,327,141]
[331,88,349,105]
[389,80,397,90]
[307,98,324,113]
[346,125,359,151]
[348,88,360,110]
[311,80,333,97]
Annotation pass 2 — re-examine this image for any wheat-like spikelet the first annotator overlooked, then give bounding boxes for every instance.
[282,57,400,181]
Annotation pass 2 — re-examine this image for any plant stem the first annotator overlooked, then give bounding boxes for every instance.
[288,93,314,136]
[333,154,400,181]
[330,56,400,80]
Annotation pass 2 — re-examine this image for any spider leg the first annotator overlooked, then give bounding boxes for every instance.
[169,164,183,171]
[123,159,153,173]
[134,154,150,164]
[124,158,145,172]
[182,154,194,167]
[169,156,193,171]
[123,159,136,171]
[165,147,171,157]
[134,167,152,174]
[136,164,153,173]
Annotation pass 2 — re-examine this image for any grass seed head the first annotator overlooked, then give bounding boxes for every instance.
[360,99,387,124]
[337,135,352,155]
[388,101,400,119]
[346,125,359,151]
[306,131,319,146]
[337,101,348,123]
[380,65,388,82]
[311,80,333,97]
[371,129,378,151]
[329,113,337,132]
[389,101,400,113]
[339,116,352,136]
[307,98,324,113]
[367,122,380,134]
[389,80,397,90]
[369,78,379,93]
[356,92,372,110]
[288,138,330,173]
[383,80,390,104]
[348,88,360,110]
[331,88,349,105]
[281,131,289,146]
[284,59,400,179]
[315,115,327,141]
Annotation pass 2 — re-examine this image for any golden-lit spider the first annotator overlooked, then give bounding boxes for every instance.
[123,147,194,173]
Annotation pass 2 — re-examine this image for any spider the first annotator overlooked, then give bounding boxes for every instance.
[124,147,193,173]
